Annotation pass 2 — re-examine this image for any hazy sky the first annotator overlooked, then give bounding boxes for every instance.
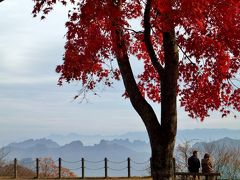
[0,0,239,145]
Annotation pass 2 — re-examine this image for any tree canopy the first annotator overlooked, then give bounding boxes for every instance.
[33,0,239,120]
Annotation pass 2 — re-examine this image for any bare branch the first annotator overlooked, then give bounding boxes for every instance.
[228,79,239,89]
[123,27,144,34]
[177,44,196,66]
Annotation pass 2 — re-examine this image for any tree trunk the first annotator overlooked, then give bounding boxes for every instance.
[112,1,179,179]
[151,138,176,180]
[115,28,178,179]
[150,30,179,180]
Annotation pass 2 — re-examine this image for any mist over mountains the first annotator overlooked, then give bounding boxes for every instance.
[2,128,240,176]
[177,128,240,142]
[5,138,150,160]
[4,129,240,160]
[193,137,240,152]
[47,131,149,146]
[4,138,150,177]
[47,128,240,145]
[3,128,240,161]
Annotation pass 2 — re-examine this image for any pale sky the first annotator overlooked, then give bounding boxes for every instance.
[0,0,239,145]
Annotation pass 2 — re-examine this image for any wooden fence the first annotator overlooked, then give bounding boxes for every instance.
[2,158,150,179]
[1,158,221,179]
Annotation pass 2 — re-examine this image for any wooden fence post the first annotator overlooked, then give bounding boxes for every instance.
[127,157,131,178]
[82,158,85,179]
[104,157,108,178]
[58,158,62,179]
[36,158,39,179]
[14,158,17,179]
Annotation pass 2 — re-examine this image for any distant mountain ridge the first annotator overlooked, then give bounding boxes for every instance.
[46,128,240,145]
[1,128,240,147]
[4,138,150,176]
[8,138,60,149]
[5,135,240,162]
[5,138,149,159]
[177,128,240,143]
[193,137,240,151]
[3,133,240,177]
[47,131,149,145]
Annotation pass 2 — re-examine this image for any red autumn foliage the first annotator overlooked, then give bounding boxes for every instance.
[32,0,239,120]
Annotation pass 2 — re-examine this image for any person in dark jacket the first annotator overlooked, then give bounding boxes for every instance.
[188,150,200,173]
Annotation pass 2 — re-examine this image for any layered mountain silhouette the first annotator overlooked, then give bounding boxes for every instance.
[2,129,240,177]
[5,138,149,160]
[47,128,240,145]
[193,137,240,151]
[4,138,150,177]
[4,128,240,164]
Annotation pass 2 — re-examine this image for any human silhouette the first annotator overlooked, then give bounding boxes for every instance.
[202,153,214,180]
[188,150,200,179]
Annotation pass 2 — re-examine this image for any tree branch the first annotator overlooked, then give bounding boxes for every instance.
[228,79,239,89]
[114,28,161,132]
[177,44,196,66]
[111,0,162,144]
[123,27,144,34]
[116,48,162,144]
[143,0,164,76]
